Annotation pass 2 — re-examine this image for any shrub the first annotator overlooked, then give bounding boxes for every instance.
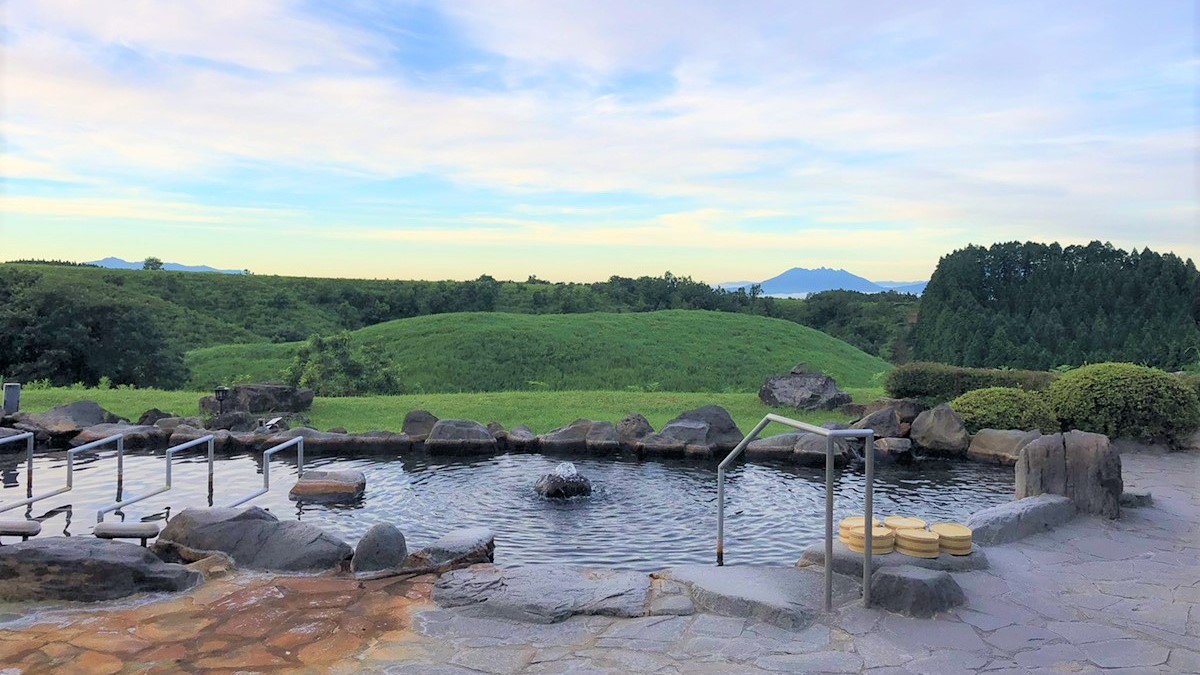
[1047,363,1200,444]
[949,387,1059,433]
[885,362,1057,402]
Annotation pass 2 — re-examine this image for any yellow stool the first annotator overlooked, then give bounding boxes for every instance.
[838,516,881,544]
[884,516,927,532]
[846,525,895,554]
[931,523,973,555]
[894,528,940,559]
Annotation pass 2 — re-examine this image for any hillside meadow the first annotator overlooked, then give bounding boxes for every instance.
[19,388,868,436]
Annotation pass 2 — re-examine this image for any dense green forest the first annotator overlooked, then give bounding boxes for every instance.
[0,263,913,388]
[913,241,1200,370]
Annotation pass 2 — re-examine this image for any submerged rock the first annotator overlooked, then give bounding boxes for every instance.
[535,462,593,498]
[288,468,366,503]
[0,538,199,602]
[157,506,352,572]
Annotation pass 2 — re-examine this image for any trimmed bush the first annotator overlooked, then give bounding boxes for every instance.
[949,387,1058,434]
[885,362,1057,402]
[1047,363,1200,444]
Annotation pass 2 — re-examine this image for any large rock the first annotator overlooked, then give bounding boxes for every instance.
[352,523,407,573]
[22,401,122,441]
[505,425,537,451]
[1015,432,1122,518]
[405,526,495,568]
[909,404,970,456]
[268,427,412,454]
[966,494,1076,545]
[585,421,620,453]
[208,411,258,432]
[745,432,805,460]
[157,506,352,572]
[617,414,654,449]
[0,538,199,602]
[870,565,965,618]
[70,423,167,450]
[672,406,744,450]
[435,564,650,623]
[968,429,1042,465]
[154,416,203,433]
[535,462,592,498]
[199,384,314,415]
[402,410,439,440]
[864,399,927,424]
[539,419,593,453]
[137,408,176,426]
[747,432,851,467]
[798,540,989,576]
[853,407,902,439]
[288,468,366,503]
[758,365,852,410]
[423,420,497,455]
[873,437,916,465]
[639,406,744,458]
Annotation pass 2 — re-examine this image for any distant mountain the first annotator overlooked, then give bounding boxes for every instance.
[86,257,244,274]
[720,267,925,297]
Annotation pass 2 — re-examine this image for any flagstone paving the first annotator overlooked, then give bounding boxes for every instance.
[0,451,1196,673]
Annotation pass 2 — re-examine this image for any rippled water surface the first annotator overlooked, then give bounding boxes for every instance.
[0,449,1013,570]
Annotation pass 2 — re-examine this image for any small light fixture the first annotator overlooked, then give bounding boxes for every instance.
[214,386,230,415]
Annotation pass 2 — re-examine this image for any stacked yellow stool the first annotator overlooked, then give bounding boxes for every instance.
[883,516,926,532]
[845,525,895,554]
[931,523,973,555]
[894,528,941,558]
[838,516,880,544]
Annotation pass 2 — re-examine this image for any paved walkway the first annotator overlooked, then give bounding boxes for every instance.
[1,452,1196,673]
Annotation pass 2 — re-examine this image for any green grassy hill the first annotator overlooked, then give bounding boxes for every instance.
[186,310,892,394]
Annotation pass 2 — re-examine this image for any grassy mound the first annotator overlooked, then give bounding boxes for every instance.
[186,310,891,395]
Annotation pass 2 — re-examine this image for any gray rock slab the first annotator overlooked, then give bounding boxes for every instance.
[408,526,495,567]
[797,539,989,576]
[658,564,860,630]
[156,506,352,572]
[870,565,965,618]
[0,537,200,602]
[965,494,1076,545]
[434,564,651,623]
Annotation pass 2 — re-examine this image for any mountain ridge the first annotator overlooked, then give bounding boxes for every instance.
[720,267,926,297]
[86,257,244,274]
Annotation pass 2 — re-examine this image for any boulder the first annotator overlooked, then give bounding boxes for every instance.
[169,425,239,451]
[745,432,804,460]
[864,398,927,424]
[505,425,537,451]
[837,403,867,419]
[0,538,199,602]
[154,416,204,433]
[486,421,506,439]
[965,494,1076,545]
[0,427,25,442]
[585,421,620,453]
[157,507,352,572]
[424,419,497,455]
[405,526,495,568]
[199,384,314,415]
[70,423,167,450]
[137,408,176,426]
[23,401,122,441]
[635,433,687,459]
[909,404,970,456]
[617,414,654,448]
[352,523,407,573]
[535,462,593,498]
[873,437,916,465]
[402,410,439,440]
[668,406,744,451]
[539,419,594,452]
[209,411,258,432]
[434,564,649,623]
[1015,432,1122,518]
[288,469,366,503]
[328,427,348,434]
[267,427,412,454]
[870,565,965,618]
[967,429,1041,465]
[793,433,851,468]
[758,365,852,410]
[853,407,902,439]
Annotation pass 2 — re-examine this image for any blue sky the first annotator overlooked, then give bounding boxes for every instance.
[1,1,1195,282]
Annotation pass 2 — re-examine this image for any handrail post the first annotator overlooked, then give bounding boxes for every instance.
[24,434,34,497]
[824,434,834,611]
[863,430,875,608]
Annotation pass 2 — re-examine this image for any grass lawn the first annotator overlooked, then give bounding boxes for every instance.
[18,387,883,436]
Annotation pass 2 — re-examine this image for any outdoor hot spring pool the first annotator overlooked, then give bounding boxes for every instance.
[0,449,1013,569]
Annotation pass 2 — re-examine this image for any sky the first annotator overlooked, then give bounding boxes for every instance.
[1,1,1196,283]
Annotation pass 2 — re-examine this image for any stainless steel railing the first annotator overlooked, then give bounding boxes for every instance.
[0,433,126,514]
[0,432,35,500]
[227,436,304,507]
[716,414,875,609]
[96,435,215,523]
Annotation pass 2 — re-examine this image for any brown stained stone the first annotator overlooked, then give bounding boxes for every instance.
[39,641,78,660]
[194,643,291,670]
[137,643,188,662]
[134,614,215,642]
[266,619,338,650]
[69,650,125,675]
[297,628,366,664]
[296,591,359,609]
[197,639,231,654]
[362,640,430,663]
[274,576,362,595]
[68,630,152,655]
[208,583,287,613]
[0,635,37,661]
[213,605,294,639]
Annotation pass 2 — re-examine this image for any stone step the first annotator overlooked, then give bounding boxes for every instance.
[657,565,861,630]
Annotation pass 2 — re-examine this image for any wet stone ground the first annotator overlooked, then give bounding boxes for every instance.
[0,452,1196,674]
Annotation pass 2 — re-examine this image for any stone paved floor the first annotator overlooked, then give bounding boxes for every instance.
[1,452,1196,673]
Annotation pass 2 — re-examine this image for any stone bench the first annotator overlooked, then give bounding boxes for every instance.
[0,519,41,543]
[94,521,161,547]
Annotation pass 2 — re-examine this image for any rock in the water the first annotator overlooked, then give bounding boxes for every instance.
[154,416,204,433]
[864,398,927,424]
[870,565,965,618]
[406,526,495,568]
[909,404,970,456]
[798,540,989,576]
[209,411,258,432]
[138,408,176,426]
[505,425,537,451]
[585,421,620,453]
[746,432,805,460]
[435,564,650,623]
[352,523,407,572]
[200,384,314,416]
[640,405,744,457]
[539,419,594,453]
[758,365,852,410]
[670,406,744,451]
[965,494,1076,545]
[424,419,497,455]
[617,414,654,449]
[661,565,860,630]
[23,401,122,441]
[793,433,851,467]
[402,410,439,440]
[157,506,352,572]
[873,437,916,465]
[71,423,166,450]
[0,538,199,602]
[268,427,412,454]
[854,407,902,439]
[289,469,366,503]
[968,429,1042,465]
[1015,432,1121,518]
[535,462,593,498]
[1120,488,1153,508]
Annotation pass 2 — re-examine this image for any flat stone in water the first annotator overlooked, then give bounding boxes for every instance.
[658,565,860,630]
[434,564,650,623]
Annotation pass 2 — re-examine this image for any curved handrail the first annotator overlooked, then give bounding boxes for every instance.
[96,435,216,523]
[0,432,35,499]
[227,436,304,507]
[716,414,875,609]
[0,433,125,514]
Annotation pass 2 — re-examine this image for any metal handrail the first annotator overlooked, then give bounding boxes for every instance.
[716,414,875,609]
[0,433,125,514]
[0,432,36,498]
[227,436,304,507]
[97,435,216,523]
